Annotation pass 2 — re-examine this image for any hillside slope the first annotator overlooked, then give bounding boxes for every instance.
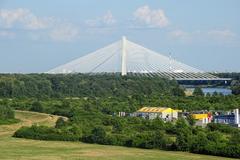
[0,111,234,160]
[0,110,65,137]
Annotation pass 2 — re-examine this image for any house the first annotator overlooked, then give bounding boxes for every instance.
[135,107,180,121]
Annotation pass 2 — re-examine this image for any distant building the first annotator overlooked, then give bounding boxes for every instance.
[191,111,212,126]
[213,109,240,127]
[135,107,181,121]
[118,112,126,117]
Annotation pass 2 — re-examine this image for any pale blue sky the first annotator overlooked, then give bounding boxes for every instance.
[0,0,239,73]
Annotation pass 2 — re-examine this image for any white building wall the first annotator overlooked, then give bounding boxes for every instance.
[234,109,239,125]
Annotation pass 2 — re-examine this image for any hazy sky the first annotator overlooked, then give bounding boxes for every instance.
[0,0,239,73]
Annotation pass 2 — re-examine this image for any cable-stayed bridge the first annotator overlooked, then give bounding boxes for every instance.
[48,37,230,81]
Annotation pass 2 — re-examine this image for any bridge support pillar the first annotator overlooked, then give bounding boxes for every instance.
[121,36,127,76]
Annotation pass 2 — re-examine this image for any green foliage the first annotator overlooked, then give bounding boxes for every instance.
[55,117,66,128]
[0,74,178,98]
[83,126,106,144]
[30,101,43,112]
[152,130,173,149]
[0,118,19,125]
[175,119,193,151]
[190,131,208,153]
[186,115,196,126]
[171,86,185,97]
[13,107,240,158]
[13,125,80,141]
[217,73,240,95]
[207,123,239,134]
[232,83,240,95]
[0,104,18,124]
[193,87,204,96]
[3,73,240,158]
[0,105,15,120]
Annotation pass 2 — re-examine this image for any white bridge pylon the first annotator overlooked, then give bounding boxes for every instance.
[48,36,221,80]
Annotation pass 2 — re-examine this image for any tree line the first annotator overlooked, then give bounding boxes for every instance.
[0,74,182,98]
[217,72,240,95]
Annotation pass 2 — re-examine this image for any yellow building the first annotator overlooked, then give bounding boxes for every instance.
[191,112,212,125]
[136,107,181,120]
[191,113,208,120]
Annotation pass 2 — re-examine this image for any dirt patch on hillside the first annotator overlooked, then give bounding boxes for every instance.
[0,110,67,137]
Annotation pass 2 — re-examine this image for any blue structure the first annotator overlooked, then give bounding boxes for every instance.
[214,114,235,125]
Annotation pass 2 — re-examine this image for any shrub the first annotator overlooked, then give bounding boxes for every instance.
[30,101,43,112]
[55,117,66,128]
[0,105,15,120]
[13,125,80,141]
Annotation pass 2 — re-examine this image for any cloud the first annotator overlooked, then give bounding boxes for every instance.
[50,24,79,42]
[169,29,238,45]
[207,29,236,41]
[169,30,189,38]
[0,8,80,42]
[85,11,116,27]
[102,11,116,25]
[0,8,54,30]
[133,5,169,28]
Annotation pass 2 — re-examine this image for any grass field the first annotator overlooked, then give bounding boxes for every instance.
[0,111,235,160]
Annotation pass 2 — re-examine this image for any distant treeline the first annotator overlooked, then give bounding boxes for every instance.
[216,73,240,95]
[217,72,240,80]
[0,73,240,99]
[0,74,183,98]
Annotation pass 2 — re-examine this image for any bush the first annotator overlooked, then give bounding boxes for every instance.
[193,87,204,96]
[207,123,238,134]
[30,101,43,112]
[55,117,66,128]
[14,125,80,141]
[0,105,15,120]
[0,104,17,125]
[105,134,129,146]
[82,126,106,144]
[190,132,208,154]
[0,118,19,125]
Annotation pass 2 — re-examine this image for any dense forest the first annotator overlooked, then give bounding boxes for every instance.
[0,73,239,99]
[0,74,182,98]
[1,73,240,158]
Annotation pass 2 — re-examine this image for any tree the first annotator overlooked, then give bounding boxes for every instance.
[0,105,15,119]
[229,131,240,145]
[232,83,240,95]
[175,118,193,151]
[55,117,66,128]
[112,118,124,133]
[153,130,172,149]
[30,101,43,112]
[89,127,106,144]
[186,115,196,126]
[190,131,208,154]
[150,118,165,130]
[172,87,185,97]
[193,87,204,96]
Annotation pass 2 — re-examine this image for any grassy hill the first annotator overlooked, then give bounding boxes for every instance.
[0,111,234,160]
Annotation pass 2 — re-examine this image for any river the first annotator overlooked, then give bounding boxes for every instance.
[186,87,232,96]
